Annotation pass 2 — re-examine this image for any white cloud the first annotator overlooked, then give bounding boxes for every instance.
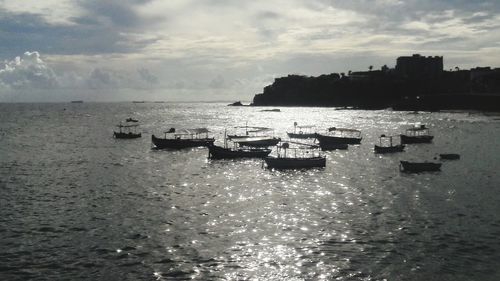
[0,51,58,89]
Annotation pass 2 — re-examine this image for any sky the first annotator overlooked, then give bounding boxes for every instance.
[1,0,500,102]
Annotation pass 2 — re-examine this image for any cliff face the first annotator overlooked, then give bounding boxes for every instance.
[251,70,500,111]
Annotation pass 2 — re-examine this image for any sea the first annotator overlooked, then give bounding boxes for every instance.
[1,102,499,281]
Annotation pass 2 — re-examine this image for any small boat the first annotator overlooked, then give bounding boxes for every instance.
[260,109,281,112]
[315,127,362,149]
[233,136,281,147]
[208,130,272,159]
[439,153,460,160]
[208,145,271,159]
[152,128,214,149]
[287,122,316,139]
[227,125,273,139]
[228,125,280,147]
[114,123,141,139]
[71,100,83,103]
[399,161,441,173]
[264,142,326,169]
[400,125,434,144]
[374,134,405,153]
[126,118,139,123]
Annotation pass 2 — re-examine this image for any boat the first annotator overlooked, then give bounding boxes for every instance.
[399,161,441,172]
[151,128,215,149]
[113,123,141,139]
[264,142,326,169]
[287,122,316,139]
[208,130,272,159]
[260,109,281,112]
[227,125,274,139]
[71,100,83,103]
[374,134,405,153]
[233,136,281,147]
[227,125,280,147]
[208,145,271,159]
[315,127,362,149]
[126,118,139,123]
[400,125,434,144]
[439,153,460,160]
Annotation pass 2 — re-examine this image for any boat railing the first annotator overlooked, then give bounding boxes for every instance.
[378,134,401,146]
[276,142,323,158]
[326,127,361,137]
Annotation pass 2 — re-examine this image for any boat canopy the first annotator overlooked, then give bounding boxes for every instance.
[168,128,210,135]
[233,136,275,143]
[234,126,273,133]
[295,125,315,129]
[328,127,361,133]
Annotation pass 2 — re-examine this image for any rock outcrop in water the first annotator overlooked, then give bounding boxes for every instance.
[252,55,500,111]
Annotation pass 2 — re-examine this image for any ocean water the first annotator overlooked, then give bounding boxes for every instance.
[1,102,499,281]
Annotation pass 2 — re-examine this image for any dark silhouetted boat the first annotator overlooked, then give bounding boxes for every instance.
[439,153,460,160]
[400,125,434,144]
[399,161,441,172]
[374,135,405,153]
[315,127,362,149]
[260,108,281,112]
[114,123,141,139]
[152,128,214,149]
[208,145,271,159]
[208,130,272,159]
[287,122,316,139]
[233,136,281,147]
[126,118,139,122]
[264,142,326,169]
[227,125,280,147]
[71,100,83,103]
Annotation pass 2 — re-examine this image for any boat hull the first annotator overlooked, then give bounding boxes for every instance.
[286,132,317,139]
[400,135,433,144]
[319,143,348,151]
[374,144,405,153]
[315,133,362,145]
[264,156,326,169]
[236,138,281,147]
[439,153,460,160]
[399,161,441,172]
[114,132,141,139]
[152,135,215,149]
[208,145,271,159]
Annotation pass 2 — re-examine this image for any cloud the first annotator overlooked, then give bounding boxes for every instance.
[0,51,58,89]
[137,68,158,84]
[2,1,500,102]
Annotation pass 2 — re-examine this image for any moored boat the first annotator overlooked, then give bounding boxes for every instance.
[399,161,441,172]
[287,122,316,139]
[152,128,214,149]
[374,134,405,153]
[400,125,434,144]
[234,136,281,147]
[208,145,271,159]
[315,127,362,149]
[264,142,326,169]
[113,123,141,139]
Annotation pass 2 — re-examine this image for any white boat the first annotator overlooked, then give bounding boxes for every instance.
[264,142,326,169]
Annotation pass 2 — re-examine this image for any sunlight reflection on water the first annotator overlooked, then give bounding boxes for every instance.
[0,103,500,280]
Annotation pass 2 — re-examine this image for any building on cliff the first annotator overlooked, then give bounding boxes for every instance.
[396,54,443,78]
